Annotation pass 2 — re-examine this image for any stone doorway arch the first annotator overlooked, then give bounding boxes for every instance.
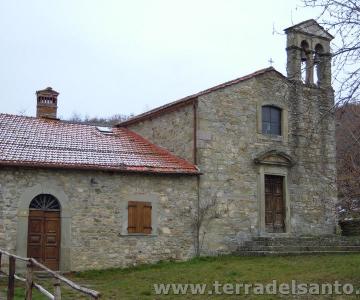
[16,184,71,271]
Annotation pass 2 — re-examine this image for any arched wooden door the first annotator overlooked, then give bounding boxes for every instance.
[27,194,61,270]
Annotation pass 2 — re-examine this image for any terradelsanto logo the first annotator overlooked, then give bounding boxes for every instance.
[153,280,359,296]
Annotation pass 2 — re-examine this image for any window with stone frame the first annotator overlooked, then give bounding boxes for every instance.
[262,105,282,135]
[127,201,152,234]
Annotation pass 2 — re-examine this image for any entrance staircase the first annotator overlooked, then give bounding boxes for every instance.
[235,235,360,256]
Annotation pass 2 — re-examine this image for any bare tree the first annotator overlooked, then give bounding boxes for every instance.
[301,1,360,219]
[336,104,360,218]
[66,112,133,126]
[303,0,360,105]
[180,177,234,257]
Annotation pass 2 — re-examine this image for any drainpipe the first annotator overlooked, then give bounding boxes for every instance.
[196,174,201,256]
[193,98,201,256]
[193,99,198,165]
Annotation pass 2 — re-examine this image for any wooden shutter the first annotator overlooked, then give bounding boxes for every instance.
[127,201,138,233]
[127,201,152,234]
[143,202,152,234]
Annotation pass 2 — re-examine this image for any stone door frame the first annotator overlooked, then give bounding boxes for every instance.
[258,165,291,236]
[16,184,71,271]
[254,150,294,236]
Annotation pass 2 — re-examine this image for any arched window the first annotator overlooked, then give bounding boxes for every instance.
[262,105,281,135]
[29,194,60,211]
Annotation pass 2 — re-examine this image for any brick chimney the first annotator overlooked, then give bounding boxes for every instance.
[36,87,59,119]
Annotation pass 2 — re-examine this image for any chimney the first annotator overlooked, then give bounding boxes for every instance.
[36,87,59,119]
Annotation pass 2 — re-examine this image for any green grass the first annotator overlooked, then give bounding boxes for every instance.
[1,254,360,299]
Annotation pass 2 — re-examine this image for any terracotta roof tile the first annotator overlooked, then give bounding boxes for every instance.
[0,114,199,174]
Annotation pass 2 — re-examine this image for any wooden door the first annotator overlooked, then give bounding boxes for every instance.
[265,175,285,233]
[27,210,60,270]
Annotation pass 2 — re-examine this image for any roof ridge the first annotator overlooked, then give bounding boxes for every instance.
[0,113,111,128]
[284,19,334,40]
[284,19,317,31]
[118,67,285,127]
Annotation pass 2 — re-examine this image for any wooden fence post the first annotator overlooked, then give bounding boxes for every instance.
[0,249,100,299]
[7,256,15,300]
[25,261,33,300]
[53,278,61,300]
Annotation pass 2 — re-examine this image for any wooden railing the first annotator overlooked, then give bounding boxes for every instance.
[0,249,100,299]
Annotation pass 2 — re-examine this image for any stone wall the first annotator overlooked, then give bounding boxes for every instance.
[127,70,337,255]
[287,82,337,235]
[195,71,337,253]
[127,104,195,163]
[0,167,198,271]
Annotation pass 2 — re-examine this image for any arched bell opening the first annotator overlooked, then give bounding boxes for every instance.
[314,43,324,86]
[300,40,310,83]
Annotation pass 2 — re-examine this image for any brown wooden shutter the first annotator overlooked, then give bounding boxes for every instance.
[143,202,152,234]
[127,201,138,233]
[127,201,152,234]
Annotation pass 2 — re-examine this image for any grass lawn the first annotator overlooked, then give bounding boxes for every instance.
[1,254,360,299]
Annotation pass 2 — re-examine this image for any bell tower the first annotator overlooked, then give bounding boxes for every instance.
[284,19,333,88]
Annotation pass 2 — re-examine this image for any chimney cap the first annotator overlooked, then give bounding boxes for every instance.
[36,87,59,96]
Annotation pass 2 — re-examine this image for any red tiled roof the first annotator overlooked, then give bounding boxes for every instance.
[118,67,286,126]
[0,114,199,175]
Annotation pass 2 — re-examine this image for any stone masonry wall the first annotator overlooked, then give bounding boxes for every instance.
[128,70,337,255]
[127,104,195,163]
[196,71,337,253]
[0,167,198,271]
[287,82,337,234]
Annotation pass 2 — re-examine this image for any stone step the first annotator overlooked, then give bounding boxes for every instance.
[249,238,358,243]
[236,251,360,257]
[234,236,360,255]
[243,236,360,247]
[238,245,360,252]
[242,241,360,247]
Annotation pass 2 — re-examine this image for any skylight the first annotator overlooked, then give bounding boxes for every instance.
[96,126,114,135]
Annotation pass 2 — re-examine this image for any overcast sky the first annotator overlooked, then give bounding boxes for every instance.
[0,0,321,119]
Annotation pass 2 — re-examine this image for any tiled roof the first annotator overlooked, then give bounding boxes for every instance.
[118,67,286,126]
[0,114,199,174]
[284,19,334,40]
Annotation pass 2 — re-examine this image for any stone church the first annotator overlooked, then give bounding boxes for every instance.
[0,20,337,271]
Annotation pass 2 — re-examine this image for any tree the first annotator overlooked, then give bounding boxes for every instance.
[302,1,360,219]
[181,177,234,257]
[303,0,360,105]
[66,112,133,126]
[335,104,360,218]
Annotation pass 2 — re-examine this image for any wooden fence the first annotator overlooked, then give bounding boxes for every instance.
[0,249,100,299]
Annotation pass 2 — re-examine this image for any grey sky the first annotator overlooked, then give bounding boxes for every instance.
[0,0,320,119]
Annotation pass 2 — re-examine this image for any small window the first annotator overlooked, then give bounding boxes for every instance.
[128,201,152,234]
[262,106,281,135]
